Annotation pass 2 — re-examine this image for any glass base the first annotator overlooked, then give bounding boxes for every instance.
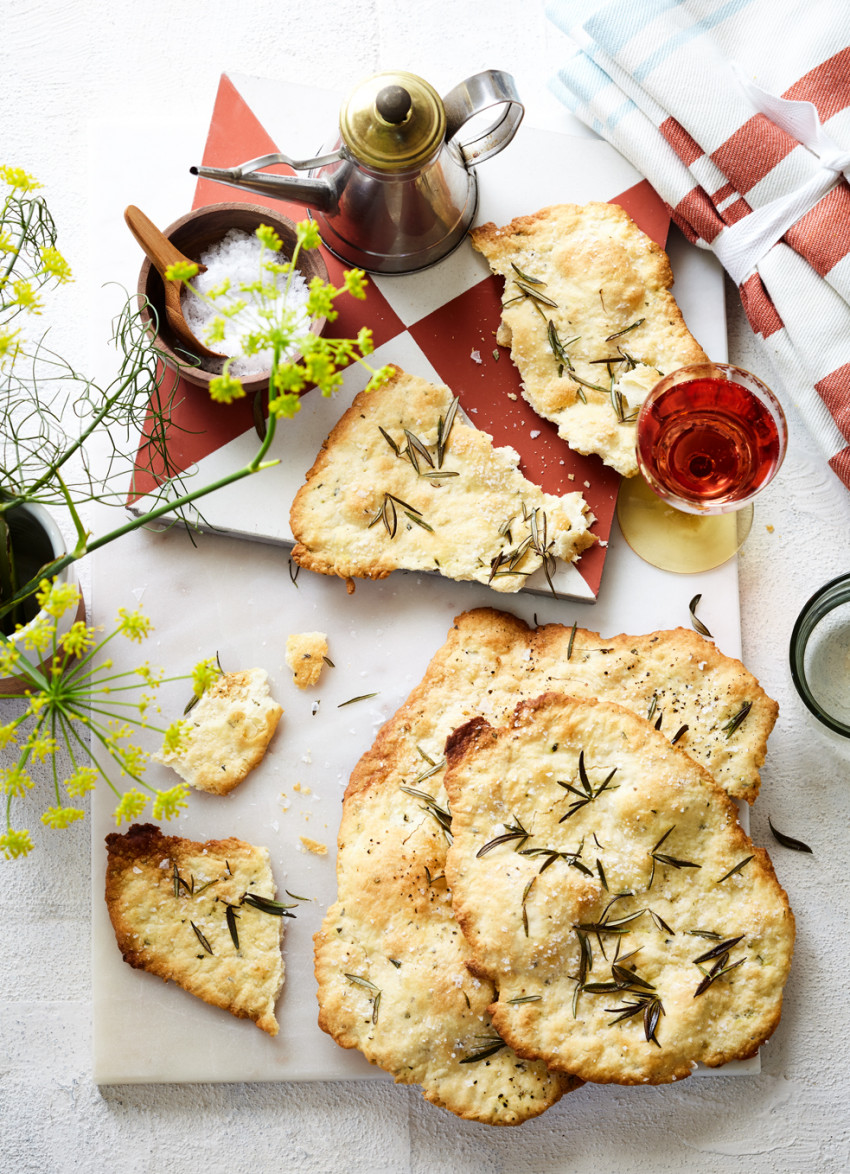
[616,476,753,573]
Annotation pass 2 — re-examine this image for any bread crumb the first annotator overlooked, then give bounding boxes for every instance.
[300,836,328,855]
[766,524,774,533]
[286,632,329,689]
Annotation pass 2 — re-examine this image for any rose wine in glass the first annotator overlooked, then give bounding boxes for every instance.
[618,363,787,573]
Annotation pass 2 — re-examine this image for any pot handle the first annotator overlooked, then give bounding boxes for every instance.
[442,70,524,167]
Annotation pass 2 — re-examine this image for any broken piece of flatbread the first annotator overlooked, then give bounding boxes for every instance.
[154,668,283,795]
[314,608,775,1122]
[314,757,580,1125]
[290,366,595,593]
[443,694,795,1085]
[470,202,708,476]
[105,823,285,1036]
[286,632,329,690]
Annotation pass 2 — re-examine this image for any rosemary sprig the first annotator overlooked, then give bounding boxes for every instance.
[514,279,558,307]
[521,845,592,876]
[521,874,537,936]
[694,954,746,997]
[225,903,240,950]
[399,783,452,842]
[459,1035,507,1064]
[721,701,752,738]
[557,750,618,820]
[477,816,530,857]
[567,620,577,660]
[436,396,459,468]
[647,826,701,888]
[190,921,213,954]
[546,319,580,376]
[241,893,298,917]
[507,994,541,1004]
[337,692,379,707]
[404,428,434,471]
[605,318,645,341]
[716,856,753,884]
[510,261,545,285]
[692,935,744,964]
[345,974,381,1024]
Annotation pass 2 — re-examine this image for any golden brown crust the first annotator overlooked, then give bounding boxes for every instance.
[105,823,284,1036]
[290,366,595,592]
[443,694,794,1085]
[471,202,708,476]
[343,608,776,806]
[153,669,283,795]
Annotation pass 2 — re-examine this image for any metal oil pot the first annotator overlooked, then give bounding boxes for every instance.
[192,69,523,274]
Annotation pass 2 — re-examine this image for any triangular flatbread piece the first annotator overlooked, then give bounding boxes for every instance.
[471,202,708,476]
[105,823,285,1035]
[290,367,595,592]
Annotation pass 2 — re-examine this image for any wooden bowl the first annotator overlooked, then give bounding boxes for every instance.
[136,202,329,393]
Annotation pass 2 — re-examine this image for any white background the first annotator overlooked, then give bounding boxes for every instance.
[2,2,850,1171]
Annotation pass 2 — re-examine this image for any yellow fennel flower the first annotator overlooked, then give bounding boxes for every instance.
[152,785,189,821]
[0,829,34,859]
[113,789,148,824]
[65,765,99,797]
[117,607,153,643]
[41,806,85,829]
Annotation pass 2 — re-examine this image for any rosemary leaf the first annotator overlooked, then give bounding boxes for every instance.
[338,692,379,707]
[768,818,813,854]
[689,593,713,638]
[190,921,213,954]
[242,893,298,917]
[225,903,240,950]
[605,318,645,341]
[510,261,545,285]
[722,701,752,738]
[716,856,753,884]
[459,1038,507,1064]
[692,935,744,964]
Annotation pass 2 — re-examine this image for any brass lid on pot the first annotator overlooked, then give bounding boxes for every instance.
[339,71,447,172]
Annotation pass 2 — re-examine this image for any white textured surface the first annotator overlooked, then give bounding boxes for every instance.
[2,2,850,1171]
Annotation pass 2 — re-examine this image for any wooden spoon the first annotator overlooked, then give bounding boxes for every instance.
[124,204,225,361]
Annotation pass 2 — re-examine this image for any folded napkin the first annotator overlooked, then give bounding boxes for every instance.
[548,0,850,489]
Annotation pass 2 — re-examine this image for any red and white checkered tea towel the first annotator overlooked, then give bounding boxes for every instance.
[548,0,850,489]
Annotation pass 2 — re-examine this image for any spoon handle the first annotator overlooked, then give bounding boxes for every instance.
[124,205,194,279]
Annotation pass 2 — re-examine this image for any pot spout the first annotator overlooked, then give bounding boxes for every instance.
[190,163,340,214]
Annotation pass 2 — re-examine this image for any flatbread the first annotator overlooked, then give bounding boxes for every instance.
[105,823,285,1036]
[315,608,777,1120]
[470,202,708,476]
[290,366,595,593]
[313,761,579,1125]
[443,694,795,1084]
[153,668,283,795]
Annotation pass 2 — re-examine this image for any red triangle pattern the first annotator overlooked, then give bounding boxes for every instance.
[132,75,673,598]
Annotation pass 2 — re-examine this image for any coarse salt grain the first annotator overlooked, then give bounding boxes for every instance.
[183,228,312,377]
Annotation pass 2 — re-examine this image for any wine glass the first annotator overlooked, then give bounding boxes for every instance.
[616,362,788,573]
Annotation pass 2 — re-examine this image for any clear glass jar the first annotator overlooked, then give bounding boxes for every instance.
[789,572,850,738]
